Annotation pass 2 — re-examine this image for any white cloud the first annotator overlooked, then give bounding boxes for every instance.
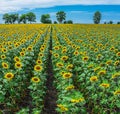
[0,0,120,14]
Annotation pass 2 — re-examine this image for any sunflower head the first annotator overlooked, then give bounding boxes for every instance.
[2,62,9,69]
[20,51,25,56]
[56,62,64,68]
[4,72,14,80]
[116,52,120,56]
[114,90,120,95]
[36,59,42,64]
[98,70,106,76]
[62,72,72,79]
[15,62,22,69]
[31,77,40,83]
[90,76,98,82]
[14,56,21,62]
[2,48,7,53]
[34,65,42,72]
[100,83,110,88]
[1,55,6,59]
[61,56,68,61]
[82,56,89,61]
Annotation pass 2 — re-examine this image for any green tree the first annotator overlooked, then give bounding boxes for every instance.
[40,14,52,24]
[2,13,10,24]
[64,21,67,24]
[20,14,27,24]
[93,11,101,24]
[9,14,19,24]
[56,11,66,23]
[26,12,36,23]
[54,21,57,24]
[67,20,73,24]
[108,21,113,24]
[117,22,120,24]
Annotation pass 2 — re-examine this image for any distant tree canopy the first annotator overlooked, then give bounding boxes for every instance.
[108,21,113,24]
[117,22,120,24]
[3,13,19,24]
[40,14,52,24]
[2,12,36,24]
[26,12,36,23]
[56,11,66,23]
[54,21,57,24]
[93,11,101,24]
[64,20,73,24]
[20,14,27,24]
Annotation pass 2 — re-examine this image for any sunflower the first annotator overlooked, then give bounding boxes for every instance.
[62,49,67,53]
[62,72,72,79]
[54,46,59,50]
[31,77,40,83]
[34,65,42,72]
[74,51,79,56]
[82,56,89,61]
[40,47,44,51]
[90,76,98,82]
[112,72,120,79]
[15,62,22,69]
[56,62,64,68]
[14,56,21,62]
[65,85,74,90]
[114,90,120,95]
[38,53,43,57]
[97,54,102,59]
[114,60,119,66]
[2,62,9,69]
[98,70,106,76]
[8,46,12,49]
[27,46,33,51]
[100,83,110,88]
[20,51,25,56]
[66,64,73,70]
[116,52,120,56]
[57,104,68,112]
[110,47,115,51]
[61,56,68,61]
[1,55,6,59]
[71,98,84,103]
[4,72,14,80]
[22,48,26,51]
[36,59,42,64]
[2,48,7,53]
[106,60,112,65]
[53,53,59,58]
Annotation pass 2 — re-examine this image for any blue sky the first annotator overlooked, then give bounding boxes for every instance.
[0,0,120,24]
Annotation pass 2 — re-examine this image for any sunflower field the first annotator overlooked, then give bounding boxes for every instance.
[0,24,120,114]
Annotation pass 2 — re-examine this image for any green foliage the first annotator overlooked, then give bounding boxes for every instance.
[20,14,27,24]
[40,14,52,24]
[26,12,36,23]
[2,13,19,24]
[56,11,66,23]
[54,21,57,24]
[93,11,101,24]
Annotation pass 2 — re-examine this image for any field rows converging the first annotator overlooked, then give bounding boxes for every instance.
[0,24,120,114]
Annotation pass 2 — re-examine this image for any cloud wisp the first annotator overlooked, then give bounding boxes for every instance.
[0,0,120,14]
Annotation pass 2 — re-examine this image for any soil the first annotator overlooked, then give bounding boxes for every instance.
[41,27,58,114]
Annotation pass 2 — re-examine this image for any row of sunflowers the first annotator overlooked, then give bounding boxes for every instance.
[0,24,120,114]
[0,24,51,113]
[51,24,120,114]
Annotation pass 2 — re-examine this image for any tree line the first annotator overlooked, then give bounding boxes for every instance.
[2,11,73,24]
[2,11,120,24]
